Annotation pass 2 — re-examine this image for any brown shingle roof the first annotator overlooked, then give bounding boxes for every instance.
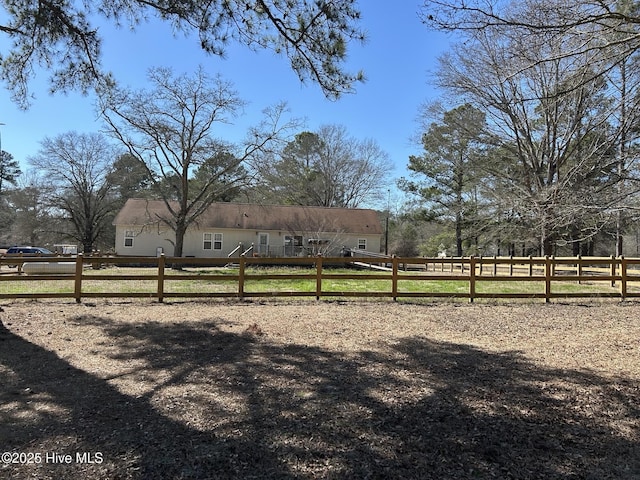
[113,199,383,235]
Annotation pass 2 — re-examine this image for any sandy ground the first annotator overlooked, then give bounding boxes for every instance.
[1,299,639,479]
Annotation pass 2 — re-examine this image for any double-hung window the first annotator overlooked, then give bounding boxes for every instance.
[213,233,223,250]
[204,233,223,251]
[203,233,213,250]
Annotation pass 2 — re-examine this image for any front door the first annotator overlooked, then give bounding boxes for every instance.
[257,232,269,255]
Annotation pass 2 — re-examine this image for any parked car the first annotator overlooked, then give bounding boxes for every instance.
[6,246,53,255]
[4,246,53,268]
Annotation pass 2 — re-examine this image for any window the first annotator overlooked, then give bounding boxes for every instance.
[284,235,303,255]
[213,233,223,250]
[358,238,367,250]
[203,233,223,250]
[285,235,303,246]
[124,230,135,248]
[203,233,212,250]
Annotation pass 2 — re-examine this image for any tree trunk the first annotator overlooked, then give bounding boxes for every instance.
[571,227,580,256]
[455,211,463,256]
[541,226,554,256]
[572,239,580,257]
[170,221,187,270]
[83,226,93,254]
[616,59,627,258]
[616,229,623,257]
[174,222,186,258]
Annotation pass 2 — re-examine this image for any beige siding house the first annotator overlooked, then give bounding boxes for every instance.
[113,199,383,257]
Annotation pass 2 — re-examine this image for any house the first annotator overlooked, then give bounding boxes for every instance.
[112,198,383,258]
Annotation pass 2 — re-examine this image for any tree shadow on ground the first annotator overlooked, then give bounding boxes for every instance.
[1,310,639,479]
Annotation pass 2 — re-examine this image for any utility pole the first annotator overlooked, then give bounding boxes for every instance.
[385,189,390,255]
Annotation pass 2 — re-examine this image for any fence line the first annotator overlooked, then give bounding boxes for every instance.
[0,254,638,303]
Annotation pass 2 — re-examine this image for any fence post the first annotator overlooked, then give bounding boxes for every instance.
[74,253,83,303]
[16,253,23,274]
[611,255,616,287]
[238,255,245,299]
[577,255,582,284]
[509,255,514,276]
[529,255,533,276]
[545,255,552,303]
[316,255,323,300]
[469,256,476,303]
[157,254,165,303]
[392,255,398,301]
[620,256,627,301]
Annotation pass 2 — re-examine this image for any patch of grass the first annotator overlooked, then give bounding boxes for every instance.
[0,265,628,299]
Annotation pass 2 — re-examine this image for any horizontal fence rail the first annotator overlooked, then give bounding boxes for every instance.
[0,254,639,303]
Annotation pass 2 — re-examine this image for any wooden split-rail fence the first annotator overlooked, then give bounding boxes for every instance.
[0,253,638,303]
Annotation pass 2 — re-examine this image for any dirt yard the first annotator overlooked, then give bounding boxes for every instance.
[1,299,639,479]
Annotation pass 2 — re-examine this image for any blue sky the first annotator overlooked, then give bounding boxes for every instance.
[0,3,450,190]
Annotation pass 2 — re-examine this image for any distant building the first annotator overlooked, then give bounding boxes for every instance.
[113,198,383,257]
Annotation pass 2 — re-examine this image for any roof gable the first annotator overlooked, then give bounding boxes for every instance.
[113,199,383,235]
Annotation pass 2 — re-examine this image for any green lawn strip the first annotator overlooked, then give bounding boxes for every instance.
[0,266,629,298]
[0,279,75,295]
[473,280,603,294]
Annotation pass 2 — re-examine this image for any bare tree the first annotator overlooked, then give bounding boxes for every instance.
[100,66,299,257]
[435,22,637,255]
[422,0,640,46]
[28,132,119,252]
[421,0,640,97]
[424,0,640,254]
[259,125,391,208]
[600,5,640,255]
